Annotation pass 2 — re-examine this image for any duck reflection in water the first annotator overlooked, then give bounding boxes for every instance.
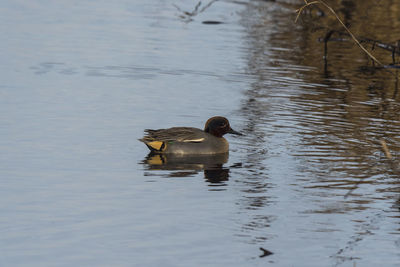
[142,152,230,184]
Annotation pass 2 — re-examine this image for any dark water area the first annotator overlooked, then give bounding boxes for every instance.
[1,0,400,266]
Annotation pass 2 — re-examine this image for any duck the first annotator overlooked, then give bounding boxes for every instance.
[139,116,242,155]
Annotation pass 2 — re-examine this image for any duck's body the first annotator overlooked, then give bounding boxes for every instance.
[140,127,229,154]
[140,117,241,155]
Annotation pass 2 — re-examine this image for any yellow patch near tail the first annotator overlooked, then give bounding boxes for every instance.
[147,141,164,151]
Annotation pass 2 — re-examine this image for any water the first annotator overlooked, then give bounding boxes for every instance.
[1,0,400,266]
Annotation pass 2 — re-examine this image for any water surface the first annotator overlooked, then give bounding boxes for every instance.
[1,0,400,266]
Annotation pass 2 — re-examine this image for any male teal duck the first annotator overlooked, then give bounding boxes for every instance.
[140,116,242,155]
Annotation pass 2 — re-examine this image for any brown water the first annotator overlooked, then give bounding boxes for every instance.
[1,0,400,266]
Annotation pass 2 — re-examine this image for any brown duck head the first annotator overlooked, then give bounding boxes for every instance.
[204,116,242,138]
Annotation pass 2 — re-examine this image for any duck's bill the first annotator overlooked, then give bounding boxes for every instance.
[228,128,243,136]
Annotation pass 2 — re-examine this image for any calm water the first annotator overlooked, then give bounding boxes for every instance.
[1,0,400,266]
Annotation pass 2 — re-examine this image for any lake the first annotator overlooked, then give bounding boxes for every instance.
[1,0,400,266]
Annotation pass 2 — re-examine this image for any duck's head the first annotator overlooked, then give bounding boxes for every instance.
[204,116,243,138]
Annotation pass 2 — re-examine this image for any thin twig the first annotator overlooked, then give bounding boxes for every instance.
[295,0,384,67]
[380,139,393,160]
[379,139,400,174]
[345,139,397,198]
